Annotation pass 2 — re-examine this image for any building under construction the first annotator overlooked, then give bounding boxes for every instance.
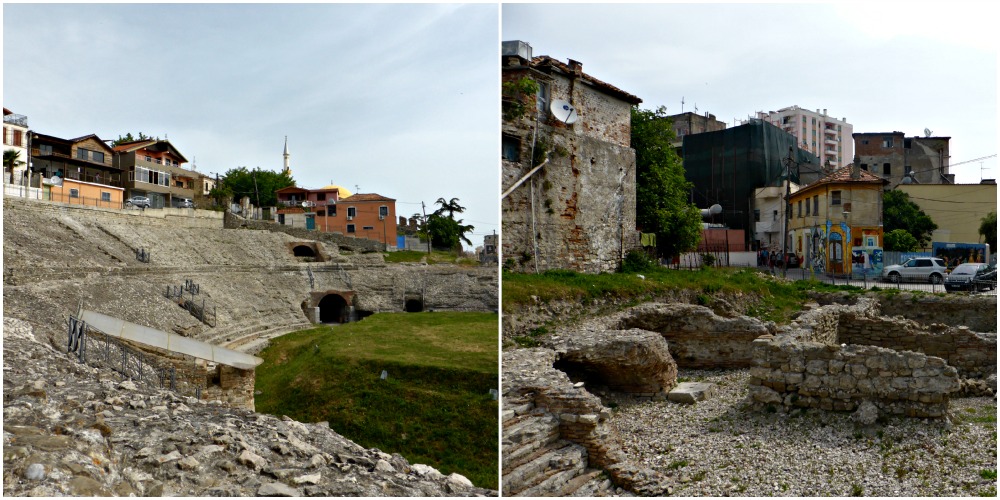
[681,119,819,250]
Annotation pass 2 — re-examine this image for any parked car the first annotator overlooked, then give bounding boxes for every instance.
[177,198,194,208]
[881,257,948,284]
[944,263,992,292]
[126,195,151,209]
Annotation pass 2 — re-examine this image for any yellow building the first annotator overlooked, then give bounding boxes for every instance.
[897,182,997,246]
[788,166,887,275]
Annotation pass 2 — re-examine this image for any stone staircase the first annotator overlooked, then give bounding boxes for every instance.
[502,403,617,497]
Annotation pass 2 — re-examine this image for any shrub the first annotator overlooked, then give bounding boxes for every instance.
[621,249,657,273]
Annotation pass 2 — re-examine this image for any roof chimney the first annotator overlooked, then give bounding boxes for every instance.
[851,162,860,180]
[567,59,583,75]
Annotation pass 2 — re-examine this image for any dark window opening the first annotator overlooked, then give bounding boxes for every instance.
[293,245,316,257]
[502,135,521,161]
[883,163,891,175]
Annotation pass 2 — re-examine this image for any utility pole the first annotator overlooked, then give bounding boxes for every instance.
[781,147,794,278]
[421,201,430,254]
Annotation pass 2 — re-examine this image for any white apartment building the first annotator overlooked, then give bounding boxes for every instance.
[3,107,30,184]
[753,183,800,252]
[756,106,853,173]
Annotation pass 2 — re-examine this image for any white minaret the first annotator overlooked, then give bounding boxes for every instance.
[282,136,290,175]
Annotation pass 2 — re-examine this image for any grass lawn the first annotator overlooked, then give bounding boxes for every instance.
[384,249,480,266]
[255,312,499,489]
[503,266,867,324]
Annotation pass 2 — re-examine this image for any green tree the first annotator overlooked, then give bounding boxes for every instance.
[4,149,24,184]
[630,106,703,258]
[883,190,937,249]
[111,132,153,147]
[501,76,540,121]
[220,166,295,207]
[426,197,474,250]
[979,211,996,252]
[883,228,919,252]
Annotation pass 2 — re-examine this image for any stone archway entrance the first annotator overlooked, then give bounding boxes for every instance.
[292,245,316,258]
[405,298,423,312]
[318,294,349,323]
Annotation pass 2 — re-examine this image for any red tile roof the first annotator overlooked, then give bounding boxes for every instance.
[530,56,642,105]
[813,165,886,185]
[341,193,395,202]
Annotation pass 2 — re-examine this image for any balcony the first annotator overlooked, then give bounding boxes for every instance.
[825,137,838,146]
[825,149,838,156]
[3,113,28,127]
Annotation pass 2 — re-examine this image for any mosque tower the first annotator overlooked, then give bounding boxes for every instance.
[282,136,291,176]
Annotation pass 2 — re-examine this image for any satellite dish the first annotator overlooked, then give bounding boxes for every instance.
[700,204,722,218]
[924,128,933,137]
[550,99,579,124]
[301,201,315,208]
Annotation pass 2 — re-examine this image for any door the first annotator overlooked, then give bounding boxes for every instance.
[305,214,315,230]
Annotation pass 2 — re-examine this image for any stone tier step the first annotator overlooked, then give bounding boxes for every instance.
[503,441,588,496]
[502,412,560,473]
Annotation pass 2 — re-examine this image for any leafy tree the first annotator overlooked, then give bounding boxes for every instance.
[883,190,937,249]
[630,106,703,258]
[4,149,24,184]
[884,228,919,252]
[219,166,295,207]
[502,76,540,121]
[434,197,466,218]
[111,132,153,146]
[979,211,996,252]
[425,197,474,250]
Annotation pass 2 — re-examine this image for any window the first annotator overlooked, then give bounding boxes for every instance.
[797,200,802,217]
[831,190,841,205]
[145,156,152,162]
[156,158,162,164]
[2,127,6,145]
[70,188,80,198]
[92,151,104,163]
[363,226,375,230]
[861,139,869,145]
[317,192,326,201]
[175,180,183,188]
[860,163,868,171]
[77,149,89,160]
[101,192,111,202]
[883,163,891,175]
[205,182,210,191]
[347,207,356,218]
[329,204,337,216]
[347,224,356,233]
[13,130,23,146]
[813,195,818,214]
[754,209,760,222]
[502,135,520,161]
[843,202,852,213]
[805,198,810,216]
[773,210,778,221]
[536,82,549,114]
[379,206,389,218]
[802,116,806,123]
[40,144,53,155]
[317,210,325,217]
[882,136,893,148]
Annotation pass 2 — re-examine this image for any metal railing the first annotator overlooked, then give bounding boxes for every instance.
[67,315,203,399]
[164,280,216,326]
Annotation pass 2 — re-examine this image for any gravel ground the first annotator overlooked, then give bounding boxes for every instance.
[607,369,997,497]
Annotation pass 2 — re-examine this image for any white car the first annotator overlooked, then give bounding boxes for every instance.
[881,257,948,284]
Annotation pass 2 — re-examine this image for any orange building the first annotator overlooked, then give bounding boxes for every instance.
[44,177,124,209]
[276,185,397,247]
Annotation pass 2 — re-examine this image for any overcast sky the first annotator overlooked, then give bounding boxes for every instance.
[503,3,998,184]
[3,3,499,248]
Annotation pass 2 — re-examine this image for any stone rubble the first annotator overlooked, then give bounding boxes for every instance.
[3,318,495,497]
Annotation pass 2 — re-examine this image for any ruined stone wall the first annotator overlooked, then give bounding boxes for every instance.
[609,303,774,368]
[749,336,959,418]
[503,348,666,495]
[4,196,223,229]
[502,129,636,274]
[875,293,997,333]
[838,314,997,378]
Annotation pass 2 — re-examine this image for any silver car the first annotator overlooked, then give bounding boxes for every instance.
[881,257,948,284]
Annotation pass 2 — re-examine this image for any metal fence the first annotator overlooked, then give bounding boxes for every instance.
[766,267,997,296]
[66,316,203,398]
[164,280,216,327]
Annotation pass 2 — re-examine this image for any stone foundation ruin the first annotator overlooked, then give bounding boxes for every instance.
[503,291,995,496]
